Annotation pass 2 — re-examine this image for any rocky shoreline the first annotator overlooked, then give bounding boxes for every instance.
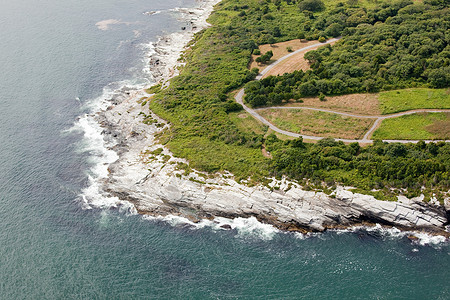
[92,0,449,238]
[96,86,449,237]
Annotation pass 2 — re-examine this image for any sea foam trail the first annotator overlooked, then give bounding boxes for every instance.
[332,224,448,247]
[70,83,141,211]
[144,215,280,240]
[144,214,448,245]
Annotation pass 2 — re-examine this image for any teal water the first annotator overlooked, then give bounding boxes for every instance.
[0,0,449,298]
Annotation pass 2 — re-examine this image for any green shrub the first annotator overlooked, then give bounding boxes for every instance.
[299,0,325,12]
[257,50,273,64]
[319,92,326,101]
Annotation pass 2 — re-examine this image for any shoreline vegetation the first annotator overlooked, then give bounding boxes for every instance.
[146,0,449,199]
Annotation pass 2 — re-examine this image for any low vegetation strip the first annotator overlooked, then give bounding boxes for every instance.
[228,111,267,135]
[259,108,373,139]
[266,136,450,202]
[379,88,450,114]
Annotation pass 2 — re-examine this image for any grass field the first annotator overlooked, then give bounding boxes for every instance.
[379,88,450,114]
[373,112,450,140]
[259,109,373,139]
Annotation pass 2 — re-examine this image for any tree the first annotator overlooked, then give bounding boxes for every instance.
[427,68,449,88]
[299,82,317,96]
[386,143,407,157]
[225,101,243,112]
[267,36,276,45]
[298,0,325,12]
[272,26,281,37]
[257,50,274,64]
[318,92,326,101]
[304,50,321,64]
[325,23,343,37]
[291,137,305,148]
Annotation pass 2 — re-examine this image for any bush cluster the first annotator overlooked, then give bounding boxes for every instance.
[267,136,450,197]
[255,50,273,64]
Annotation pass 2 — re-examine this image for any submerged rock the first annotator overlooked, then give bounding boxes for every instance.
[220,224,232,230]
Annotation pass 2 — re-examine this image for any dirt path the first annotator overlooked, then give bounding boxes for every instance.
[235,40,450,144]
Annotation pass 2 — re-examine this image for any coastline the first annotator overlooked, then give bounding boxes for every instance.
[89,0,449,239]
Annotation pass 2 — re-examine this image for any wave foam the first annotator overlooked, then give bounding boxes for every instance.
[145,215,279,240]
[143,11,161,16]
[70,82,144,210]
[95,19,133,31]
[333,224,448,247]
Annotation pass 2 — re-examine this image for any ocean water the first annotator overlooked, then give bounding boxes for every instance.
[0,0,449,299]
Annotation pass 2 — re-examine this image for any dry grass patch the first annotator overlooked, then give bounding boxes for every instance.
[249,40,322,72]
[425,112,450,138]
[260,109,374,139]
[262,41,338,78]
[261,51,311,77]
[283,93,381,115]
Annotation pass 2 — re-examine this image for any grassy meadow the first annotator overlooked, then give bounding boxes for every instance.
[379,88,450,114]
[373,112,450,140]
[259,108,373,139]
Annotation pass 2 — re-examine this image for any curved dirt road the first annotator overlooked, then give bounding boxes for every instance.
[235,41,450,144]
